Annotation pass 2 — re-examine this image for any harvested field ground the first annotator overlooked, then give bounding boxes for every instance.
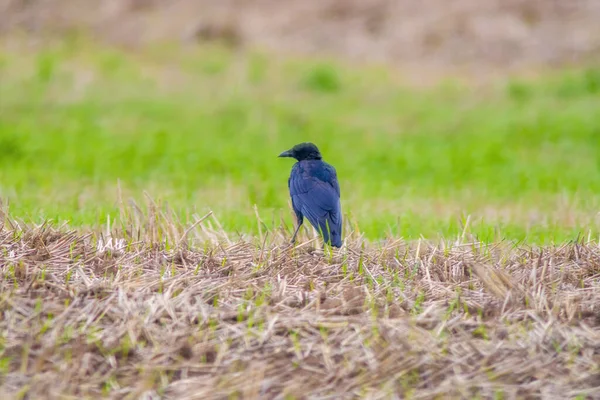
[1,204,599,399]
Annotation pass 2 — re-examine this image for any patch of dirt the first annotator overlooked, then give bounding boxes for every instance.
[1,0,600,71]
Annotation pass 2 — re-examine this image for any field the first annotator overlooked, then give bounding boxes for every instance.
[1,39,600,243]
[1,206,599,399]
[1,33,600,399]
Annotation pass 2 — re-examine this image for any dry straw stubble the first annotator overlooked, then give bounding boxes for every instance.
[0,200,599,399]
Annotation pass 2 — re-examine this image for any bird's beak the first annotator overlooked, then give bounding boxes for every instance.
[278,150,293,158]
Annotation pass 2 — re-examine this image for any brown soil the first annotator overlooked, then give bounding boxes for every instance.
[1,0,600,71]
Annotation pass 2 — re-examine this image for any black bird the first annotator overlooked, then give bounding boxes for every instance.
[278,142,343,248]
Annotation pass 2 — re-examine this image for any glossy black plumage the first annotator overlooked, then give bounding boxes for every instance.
[278,143,343,247]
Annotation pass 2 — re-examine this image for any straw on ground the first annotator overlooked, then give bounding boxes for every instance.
[0,202,599,399]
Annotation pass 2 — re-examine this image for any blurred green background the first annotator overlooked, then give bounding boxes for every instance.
[1,40,599,243]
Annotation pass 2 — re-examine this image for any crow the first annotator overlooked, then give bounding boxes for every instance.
[278,142,343,248]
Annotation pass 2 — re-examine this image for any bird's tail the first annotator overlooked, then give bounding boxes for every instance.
[320,219,342,248]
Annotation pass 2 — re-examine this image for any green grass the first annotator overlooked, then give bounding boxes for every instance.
[1,38,599,243]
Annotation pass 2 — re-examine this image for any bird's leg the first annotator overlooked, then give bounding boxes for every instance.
[290,223,302,245]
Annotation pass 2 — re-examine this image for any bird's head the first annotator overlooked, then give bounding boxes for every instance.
[278,142,322,161]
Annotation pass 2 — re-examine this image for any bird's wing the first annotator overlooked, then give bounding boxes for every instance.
[289,164,342,234]
[324,163,341,198]
[288,174,304,222]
